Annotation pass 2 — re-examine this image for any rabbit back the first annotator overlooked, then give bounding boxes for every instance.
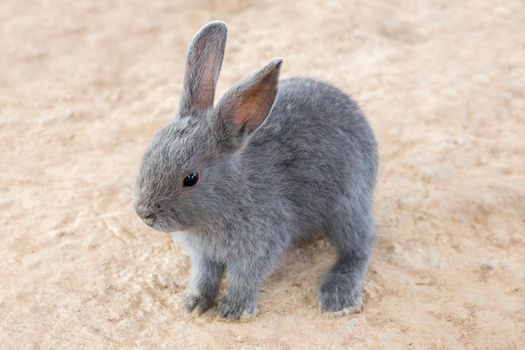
[242,77,378,239]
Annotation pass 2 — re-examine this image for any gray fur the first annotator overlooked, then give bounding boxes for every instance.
[134,21,378,320]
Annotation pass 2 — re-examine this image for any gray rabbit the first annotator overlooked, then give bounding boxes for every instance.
[134,21,378,320]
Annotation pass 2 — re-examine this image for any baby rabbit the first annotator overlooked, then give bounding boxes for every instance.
[135,21,378,320]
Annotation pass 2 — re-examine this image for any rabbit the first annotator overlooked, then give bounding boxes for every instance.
[134,21,378,320]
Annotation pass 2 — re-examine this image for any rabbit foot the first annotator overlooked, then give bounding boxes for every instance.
[184,293,215,315]
[217,295,256,320]
[319,276,363,315]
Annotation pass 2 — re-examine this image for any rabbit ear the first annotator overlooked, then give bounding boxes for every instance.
[180,21,227,113]
[214,58,282,142]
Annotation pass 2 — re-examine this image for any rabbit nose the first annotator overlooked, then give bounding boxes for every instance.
[136,204,156,224]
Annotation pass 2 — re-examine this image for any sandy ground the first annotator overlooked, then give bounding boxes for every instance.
[1,0,525,348]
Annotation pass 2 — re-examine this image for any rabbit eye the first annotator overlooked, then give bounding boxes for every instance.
[183,172,199,187]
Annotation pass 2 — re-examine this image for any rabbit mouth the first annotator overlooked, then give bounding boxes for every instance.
[143,215,192,233]
[134,200,193,233]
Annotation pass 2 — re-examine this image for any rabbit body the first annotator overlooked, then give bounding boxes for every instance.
[135,22,377,320]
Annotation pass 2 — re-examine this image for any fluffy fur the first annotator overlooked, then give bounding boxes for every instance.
[134,21,378,320]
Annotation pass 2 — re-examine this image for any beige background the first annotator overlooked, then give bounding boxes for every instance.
[1,0,524,348]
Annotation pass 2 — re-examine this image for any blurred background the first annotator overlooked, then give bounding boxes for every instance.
[1,0,524,348]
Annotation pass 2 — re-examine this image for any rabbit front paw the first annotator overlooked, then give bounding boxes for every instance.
[184,293,215,314]
[217,294,256,320]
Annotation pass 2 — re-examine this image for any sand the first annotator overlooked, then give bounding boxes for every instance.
[1,0,524,348]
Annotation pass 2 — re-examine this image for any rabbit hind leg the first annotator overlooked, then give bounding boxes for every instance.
[318,194,375,315]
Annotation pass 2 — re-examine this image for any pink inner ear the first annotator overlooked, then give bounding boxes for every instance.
[188,42,219,110]
[232,81,276,132]
[194,70,216,109]
[183,25,227,111]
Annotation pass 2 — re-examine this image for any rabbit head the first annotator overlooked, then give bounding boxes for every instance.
[134,21,282,232]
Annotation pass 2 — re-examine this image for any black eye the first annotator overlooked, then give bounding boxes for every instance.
[183,172,199,187]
